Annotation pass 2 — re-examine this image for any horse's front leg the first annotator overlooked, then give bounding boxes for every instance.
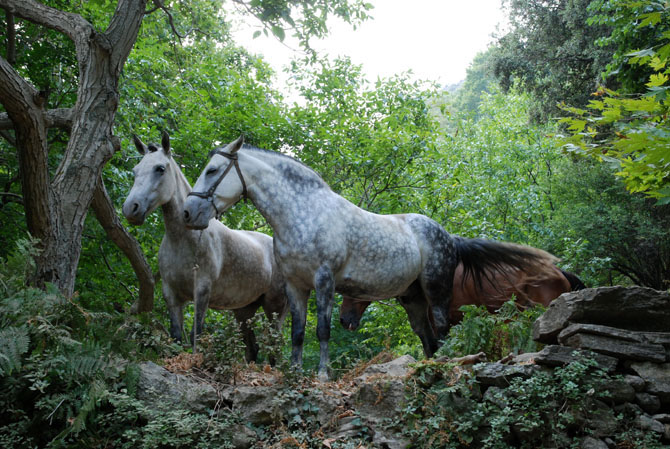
[164,283,184,341]
[286,282,310,369]
[192,281,211,339]
[314,265,335,381]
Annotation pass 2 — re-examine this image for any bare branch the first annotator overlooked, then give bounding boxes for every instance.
[0,108,73,131]
[151,0,183,41]
[0,191,23,204]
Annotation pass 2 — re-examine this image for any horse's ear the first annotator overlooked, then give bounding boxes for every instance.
[132,134,147,155]
[227,135,244,154]
[161,131,171,155]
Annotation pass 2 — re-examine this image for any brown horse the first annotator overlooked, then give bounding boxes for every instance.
[339,263,586,331]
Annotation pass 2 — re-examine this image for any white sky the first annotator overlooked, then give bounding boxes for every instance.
[230,0,507,89]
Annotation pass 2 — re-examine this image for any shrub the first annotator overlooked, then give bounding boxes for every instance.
[437,299,545,361]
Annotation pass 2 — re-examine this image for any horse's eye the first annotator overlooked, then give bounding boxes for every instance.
[155,165,165,174]
[206,167,217,176]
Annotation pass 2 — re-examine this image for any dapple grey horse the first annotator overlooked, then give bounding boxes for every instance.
[122,132,287,362]
[183,137,554,379]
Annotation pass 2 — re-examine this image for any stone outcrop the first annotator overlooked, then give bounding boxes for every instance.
[532,286,670,343]
[135,286,670,448]
[528,286,670,447]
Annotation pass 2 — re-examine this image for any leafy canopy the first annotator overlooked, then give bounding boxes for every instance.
[561,0,670,202]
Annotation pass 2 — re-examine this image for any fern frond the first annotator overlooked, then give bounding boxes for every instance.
[0,326,30,375]
[59,379,109,437]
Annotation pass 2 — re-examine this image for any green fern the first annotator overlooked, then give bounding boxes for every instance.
[0,326,30,375]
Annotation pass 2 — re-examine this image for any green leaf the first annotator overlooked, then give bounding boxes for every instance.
[647,72,669,88]
[252,30,261,39]
[271,25,285,41]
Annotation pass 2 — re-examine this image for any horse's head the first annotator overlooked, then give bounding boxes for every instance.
[339,296,372,331]
[183,135,246,230]
[122,132,175,225]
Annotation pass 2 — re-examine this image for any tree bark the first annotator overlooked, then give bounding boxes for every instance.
[0,0,149,301]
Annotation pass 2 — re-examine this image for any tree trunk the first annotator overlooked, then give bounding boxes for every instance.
[0,0,149,301]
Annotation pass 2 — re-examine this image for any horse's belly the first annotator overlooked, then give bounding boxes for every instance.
[336,256,421,300]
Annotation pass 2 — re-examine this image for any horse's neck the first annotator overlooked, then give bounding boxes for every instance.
[161,161,195,240]
[245,152,326,235]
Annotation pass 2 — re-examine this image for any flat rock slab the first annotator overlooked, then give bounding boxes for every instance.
[529,345,618,372]
[533,286,670,344]
[561,333,667,363]
[558,323,670,344]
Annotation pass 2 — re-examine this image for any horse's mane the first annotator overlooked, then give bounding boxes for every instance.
[240,145,330,189]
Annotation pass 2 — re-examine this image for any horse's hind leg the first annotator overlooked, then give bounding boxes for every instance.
[399,283,439,357]
[233,299,263,363]
[421,247,457,341]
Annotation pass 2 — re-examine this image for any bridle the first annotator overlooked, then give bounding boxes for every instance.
[187,150,248,216]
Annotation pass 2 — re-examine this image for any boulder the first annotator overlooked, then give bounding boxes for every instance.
[355,354,416,382]
[598,377,636,404]
[473,363,539,388]
[533,287,670,344]
[136,361,219,413]
[231,385,287,425]
[636,392,661,414]
[581,436,608,449]
[624,375,646,392]
[629,362,670,403]
[635,414,665,434]
[354,378,406,420]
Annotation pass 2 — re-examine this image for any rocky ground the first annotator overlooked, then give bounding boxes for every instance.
[136,286,670,448]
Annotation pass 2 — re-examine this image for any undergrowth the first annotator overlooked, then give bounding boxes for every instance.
[401,355,664,448]
[0,239,242,448]
[436,299,545,361]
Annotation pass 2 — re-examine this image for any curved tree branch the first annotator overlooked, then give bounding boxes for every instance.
[0,0,92,47]
[91,176,155,313]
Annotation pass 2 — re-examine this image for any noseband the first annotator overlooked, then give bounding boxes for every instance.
[187,150,248,216]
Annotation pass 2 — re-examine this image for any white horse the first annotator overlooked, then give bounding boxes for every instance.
[183,137,553,379]
[122,132,287,362]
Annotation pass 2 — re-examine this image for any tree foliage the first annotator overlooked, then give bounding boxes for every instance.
[562,0,670,202]
[492,0,616,121]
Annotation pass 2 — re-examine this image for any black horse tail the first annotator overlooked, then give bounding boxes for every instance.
[453,236,558,290]
[560,269,588,290]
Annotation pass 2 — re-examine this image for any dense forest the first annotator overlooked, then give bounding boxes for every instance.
[1,0,669,447]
